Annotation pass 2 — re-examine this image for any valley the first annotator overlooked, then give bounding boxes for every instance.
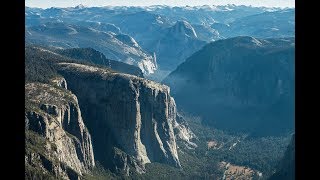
[25,4,295,180]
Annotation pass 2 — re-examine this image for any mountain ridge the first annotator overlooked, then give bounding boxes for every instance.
[164,36,294,136]
[25,46,188,178]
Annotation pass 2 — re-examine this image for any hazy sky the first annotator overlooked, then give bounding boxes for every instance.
[25,0,295,8]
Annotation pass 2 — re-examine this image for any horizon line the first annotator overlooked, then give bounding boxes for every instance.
[25,3,295,10]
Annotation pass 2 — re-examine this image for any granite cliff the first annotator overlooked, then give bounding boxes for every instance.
[164,36,295,136]
[25,78,95,179]
[25,45,183,178]
[56,62,181,174]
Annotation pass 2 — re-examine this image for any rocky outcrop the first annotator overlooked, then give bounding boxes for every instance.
[145,20,206,81]
[110,147,146,175]
[25,82,95,179]
[169,20,198,39]
[51,76,68,89]
[25,132,82,180]
[173,113,198,149]
[56,62,181,173]
[115,34,140,48]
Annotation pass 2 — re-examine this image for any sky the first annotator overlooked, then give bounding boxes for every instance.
[25,0,295,8]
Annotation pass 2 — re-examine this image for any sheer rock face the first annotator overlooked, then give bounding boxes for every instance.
[56,62,181,172]
[25,144,82,180]
[164,36,295,136]
[169,20,198,39]
[25,82,95,179]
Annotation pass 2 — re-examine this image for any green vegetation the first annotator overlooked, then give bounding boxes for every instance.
[25,45,115,84]
[269,134,295,180]
[54,47,110,66]
[25,82,77,115]
[163,37,294,137]
[24,44,292,179]
[26,130,48,155]
[207,136,290,176]
[114,148,223,180]
[26,130,59,164]
[25,109,289,179]
[84,160,221,180]
[25,130,62,180]
[54,47,143,77]
[176,111,291,179]
[25,98,40,113]
[25,164,58,180]
[25,46,59,83]
[83,162,119,180]
[137,163,186,180]
[26,130,81,180]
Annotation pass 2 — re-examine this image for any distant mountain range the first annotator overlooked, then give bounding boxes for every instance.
[25,5,294,80]
[218,9,295,38]
[24,5,295,180]
[163,36,295,136]
[26,22,157,74]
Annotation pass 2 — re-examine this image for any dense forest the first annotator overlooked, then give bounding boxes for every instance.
[25,45,115,83]
[83,111,291,179]
[25,45,293,180]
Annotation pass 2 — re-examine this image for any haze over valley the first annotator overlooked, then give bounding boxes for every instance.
[25,3,295,180]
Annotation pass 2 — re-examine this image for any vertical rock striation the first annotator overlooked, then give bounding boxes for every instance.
[25,81,95,179]
[56,63,181,173]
